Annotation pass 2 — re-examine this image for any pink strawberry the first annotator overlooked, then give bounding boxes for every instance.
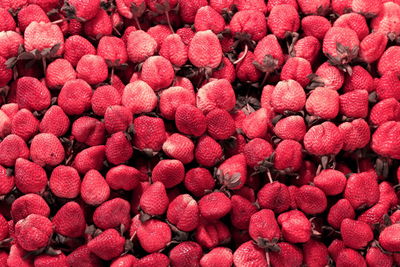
[313,169,346,196]
[343,66,374,93]
[339,89,369,118]
[359,32,388,64]
[338,118,370,151]
[217,154,247,190]
[333,13,369,40]
[0,134,29,167]
[15,214,52,252]
[159,34,188,67]
[137,219,171,253]
[34,253,68,267]
[200,247,233,267]
[106,165,141,191]
[64,0,100,21]
[366,247,393,267]
[242,108,271,139]
[93,198,130,230]
[273,116,306,141]
[194,6,225,34]
[0,165,14,195]
[76,55,108,85]
[111,255,138,267]
[177,0,207,23]
[341,218,373,249]
[378,46,400,76]
[97,36,127,66]
[274,140,303,172]
[306,87,340,119]
[91,85,121,116]
[212,57,236,83]
[17,4,49,32]
[184,167,215,197]
[268,4,300,39]
[24,21,64,55]
[372,121,400,159]
[0,31,23,59]
[152,159,185,188]
[371,2,400,41]
[296,185,327,214]
[271,80,306,113]
[115,0,145,19]
[253,34,284,73]
[141,56,174,91]
[133,116,166,154]
[122,81,157,114]
[80,169,110,205]
[16,77,50,111]
[105,131,133,165]
[64,35,96,67]
[127,30,157,63]
[233,241,267,266]
[30,133,64,166]
[280,57,312,87]
[243,138,273,168]
[209,0,233,13]
[58,79,93,115]
[72,117,105,146]
[169,241,202,266]
[310,62,344,91]
[375,71,400,101]
[270,242,303,267]
[188,30,222,69]
[229,10,267,41]
[236,51,262,83]
[11,194,49,223]
[301,15,331,40]
[175,104,207,136]
[104,105,133,134]
[266,0,298,12]
[195,219,230,248]
[249,209,281,244]
[88,229,125,261]
[304,121,343,156]
[160,86,195,119]
[352,0,382,17]
[52,201,85,238]
[291,36,321,64]
[327,199,355,229]
[162,133,194,164]
[196,79,236,113]
[379,224,400,252]
[198,192,231,221]
[344,171,380,209]
[0,7,15,32]
[46,59,76,90]
[298,0,329,14]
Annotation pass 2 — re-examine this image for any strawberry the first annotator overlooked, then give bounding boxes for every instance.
[0,134,29,166]
[11,109,39,141]
[140,56,174,91]
[301,15,331,40]
[34,253,68,267]
[332,0,352,14]
[271,80,306,113]
[147,25,172,51]
[333,13,369,40]
[83,9,112,38]
[80,169,110,205]
[169,241,202,266]
[344,171,380,209]
[137,219,171,253]
[229,10,267,41]
[91,85,121,116]
[167,194,199,231]
[339,89,369,118]
[341,218,373,249]
[236,51,262,83]
[15,214,53,251]
[217,153,247,190]
[176,27,195,45]
[352,0,382,17]
[337,249,367,267]
[243,138,273,168]
[17,4,50,32]
[270,242,303,267]
[139,181,169,216]
[304,121,343,156]
[366,247,393,267]
[194,6,225,34]
[45,59,76,88]
[93,198,130,230]
[0,31,23,59]
[0,55,11,87]
[0,7,15,32]
[372,121,400,159]
[67,245,103,267]
[115,0,145,19]
[242,108,271,139]
[327,199,355,229]
[375,71,400,101]
[64,35,96,67]
[268,4,300,39]
[278,209,311,243]
[306,87,340,119]
[234,0,267,13]
[152,159,185,188]
[198,192,231,221]
[296,185,327,214]
[58,79,93,115]
[184,167,215,197]
[310,62,344,91]
[16,77,51,111]
[274,140,303,172]
[371,2,400,41]
[230,195,257,230]
[379,224,400,252]
[105,131,133,165]
[15,158,47,194]
[177,0,207,23]
[49,165,80,198]
[127,30,157,63]
[136,253,169,267]
[52,201,86,238]
[111,255,138,267]
[359,32,388,64]
[104,105,133,135]
[188,30,222,69]
[343,66,374,93]
[303,239,329,267]
[253,34,284,74]
[122,81,157,115]
[11,194,50,223]
[280,57,312,87]
[196,79,236,114]
[76,55,108,85]
[30,133,65,166]
[175,104,206,136]
[378,46,400,76]
[160,86,195,119]
[357,203,389,227]
[71,116,105,146]
[24,21,64,55]
[293,160,316,186]
[64,0,100,21]
[273,115,306,141]
[298,0,329,14]
[159,34,188,67]
[7,244,34,267]
[233,241,267,266]
[338,118,370,151]
[313,169,346,195]
[205,108,235,140]
[378,181,398,208]
[162,133,194,164]
[291,36,321,64]
[106,165,141,191]
[0,165,14,195]
[328,239,345,262]
[209,0,233,13]
[133,116,166,154]
[249,209,280,244]
[195,219,230,248]
[200,247,233,267]
[257,182,290,213]
[88,229,125,261]
[266,0,298,12]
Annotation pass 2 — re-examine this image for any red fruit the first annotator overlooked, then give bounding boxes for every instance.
[159,86,195,119]
[371,2,400,41]
[249,209,280,242]
[140,181,169,216]
[167,194,199,231]
[7,244,34,267]
[11,109,39,141]
[175,104,207,136]
[343,66,374,93]
[337,248,367,267]
[328,239,346,262]
[301,15,331,40]
[195,220,230,248]
[76,55,108,85]
[198,192,231,221]
[91,85,121,116]
[200,247,233,267]
[147,25,172,50]
[372,121,400,159]
[80,169,110,205]
[253,34,284,73]
[303,239,329,267]
[378,46,400,76]
[88,229,125,261]
[72,117,105,146]
[304,121,343,156]
[339,89,369,118]
[280,57,312,87]
[376,71,400,101]
[359,32,388,64]
[298,0,329,14]
[379,224,400,252]
[127,30,157,63]
[311,62,344,91]
[306,87,340,119]
[93,198,130,230]
[358,203,389,228]
[327,199,355,229]
[18,4,50,32]
[34,253,68,267]
[340,218,373,249]
[278,209,311,243]
[106,165,141,191]
[97,36,127,65]
[115,0,145,19]
[162,133,194,164]
[122,81,157,114]
[64,35,96,67]
[111,255,138,267]
[236,51,262,82]
[194,6,225,34]
[274,115,306,141]
[294,160,316,186]
[177,0,207,23]
[229,10,267,41]
[296,185,327,214]
[378,181,398,208]
[233,241,267,266]
[243,138,273,168]
[211,57,236,83]
[184,167,215,197]
[270,242,303,267]
[136,253,169,267]
[0,7,15,31]
[333,13,369,40]
[72,145,106,174]
[205,109,235,140]
[15,158,47,194]
[352,0,382,16]
[209,0,233,13]
[268,4,300,39]
[133,116,166,153]
[338,118,371,151]
[188,30,222,69]
[314,169,346,195]
[66,0,100,21]
[58,79,92,115]
[152,159,185,188]
[15,214,52,251]
[271,80,306,113]
[105,131,133,165]
[217,154,247,190]
[0,165,14,195]
[11,194,50,223]
[160,34,188,67]
[0,134,29,167]
[366,247,393,267]
[49,165,80,199]
[274,140,303,172]
[266,0,298,12]
[0,31,23,59]
[230,195,257,230]
[242,108,271,139]
[137,219,171,253]
[258,182,290,213]
[45,58,76,88]
[24,21,64,54]
[169,241,202,266]
[67,245,102,267]
[16,77,50,111]
[52,201,86,238]
[104,105,133,134]
[30,133,64,166]
[196,79,236,114]
[141,56,174,91]
[344,171,380,209]
[292,36,321,64]
[0,55,11,87]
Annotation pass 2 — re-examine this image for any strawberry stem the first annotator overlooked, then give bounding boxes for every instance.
[266,252,271,267]
[134,16,142,30]
[233,44,248,65]
[165,11,174,33]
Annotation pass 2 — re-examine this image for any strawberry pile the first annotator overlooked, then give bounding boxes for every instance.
[1,0,400,266]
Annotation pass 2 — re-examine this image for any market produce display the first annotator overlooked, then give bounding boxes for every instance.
[0,0,399,266]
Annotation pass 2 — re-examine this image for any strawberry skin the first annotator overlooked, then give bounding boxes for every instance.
[52,201,86,238]
[188,30,222,69]
[88,229,125,261]
[15,214,53,252]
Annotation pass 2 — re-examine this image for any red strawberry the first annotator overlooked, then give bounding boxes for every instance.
[169,241,202,266]
[16,77,51,111]
[115,0,145,19]
[140,181,169,216]
[64,35,96,67]
[338,118,370,151]
[268,4,300,39]
[340,218,373,249]
[371,2,400,41]
[301,15,331,40]
[314,169,346,195]
[162,133,194,164]
[52,201,86,238]
[378,181,398,208]
[7,244,34,267]
[376,71,400,101]
[337,249,367,267]
[344,171,380,209]
[278,209,311,243]
[310,62,344,91]
[175,104,207,136]
[233,241,267,266]
[280,57,312,87]
[58,79,93,115]
[167,194,199,231]
[49,165,80,198]
[133,116,166,154]
[306,87,340,119]
[333,13,369,40]
[104,105,133,134]
[242,108,271,139]
[0,31,23,59]
[243,138,273,168]
[257,182,290,213]
[343,66,374,93]
[141,56,174,91]
[152,159,184,188]
[274,116,306,141]
[76,55,108,85]
[88,229,125,261]
[229,10,267,41]
[147,25,172,51]
[0,165,14,195]
[304,121,343,156]
[72,117,105,146]
[122,81,157,114]
[15,158,47,194]
[160,86,195,119]
[230,195,257,230]
[184,167,215,197]
[127,30,157,63]
[195,219,230,248]
[236,51,262,83]
[292,36,321,64]
[0,55,11,87]
[11,194,50,223]
[194,6,225,34]
[298,0,329,14]
[176,27,195,45]
[266,0,298,12]
[67,245,102,267]
[105,131,133,165]
[93,198,130,230]
[17,4,49,32]
[212,57,236,83]
[249,209,281,244]
[15,214,52,251]
[137,219,171,253]
[217,154,247,190]
[303,239,329,267]
[0,7,15,31]
[91,85,121,116]
[274,140,303,172]
[11,109,39,141]
[359,32,388,64]
[188,30,222,69]
[198,192,231,221]
[159,34,188,67]
[339,89,369,118]
[379,224,400,252]
[296,185,327,214]
[97,36,127,65]
[328,239,345,262]
[0,134,29,167]
[357,203,389,227]
[24,21,64,55]
[200,247,233,267]
[111,255,138,267]
[177,0,207,23]
[293,160,316,186]
[106,165,141,191]
[45,59,76,89]
[34,253,68,267]
[30,133,64,166]
[136,253,169,267]
[72,145,106,174]
[64,0,100,21]
[80,169,110,205]
[271,80,306,113]
[352,0,382,17]
[366,247,393,267]
[327,199,355,229]
[205,108,235,140]
[378,46,400,76]
[253,34,284,73]
[270,242,303,267]
[196,79,236,113]
[209,0,233,13]
[372,121,400,159]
